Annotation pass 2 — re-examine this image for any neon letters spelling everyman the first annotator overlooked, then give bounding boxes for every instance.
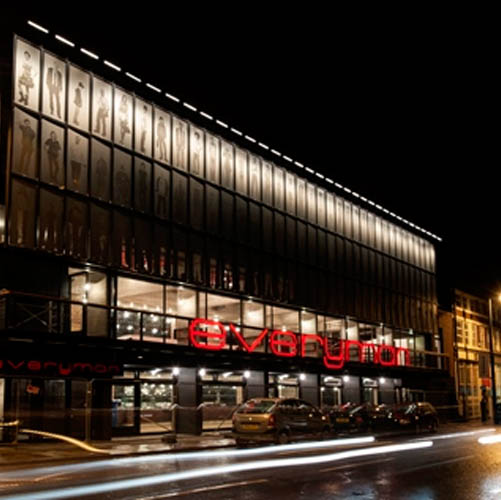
[188,318,411,370]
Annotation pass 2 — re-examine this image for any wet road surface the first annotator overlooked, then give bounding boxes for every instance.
[1,428,500,499]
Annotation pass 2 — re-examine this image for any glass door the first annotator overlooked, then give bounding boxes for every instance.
[111,382,138,435]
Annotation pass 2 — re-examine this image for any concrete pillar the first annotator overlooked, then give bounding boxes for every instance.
[176,367,199,407]
[342,375,360,404]
[300,373,319,406]
[379,378,395,405]
[246,371,265,399]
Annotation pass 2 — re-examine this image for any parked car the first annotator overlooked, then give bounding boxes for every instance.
[329,402,376,433]
[232,397,331,445]
[387,402,439,433]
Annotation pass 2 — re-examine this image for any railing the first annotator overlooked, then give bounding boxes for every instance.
[0,290,449,371]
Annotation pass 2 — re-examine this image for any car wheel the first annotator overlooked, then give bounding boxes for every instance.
[429,419,438,433]
[276,430,289,445]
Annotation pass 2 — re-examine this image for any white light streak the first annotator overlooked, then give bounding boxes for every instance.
[352,191,360,198]
[245,135,257,143]
[335,183,343,189]
[231,128,243,136]
[315,172,325,179]
[165,92,180,102]
[104,60,121,71]
[80,48,99,60]
[55,35,74,47]
[479,433,501,445]
[27,21,49,33]
[200,111,213,120]
[415,429,495,441]
[343,187,352,194]
[326,178,334,184]
[294,161,304,168]
[0,436,375,481]
[2,441,432,500]
[147,83,162,93]
[183,102,197,111]
[216,120,229,128]
[259,143,270,150]
[125,72,141,83]
[368,200,375,206]
[271,149,281,156]
[305,167,315,174]
[283,156,293,162]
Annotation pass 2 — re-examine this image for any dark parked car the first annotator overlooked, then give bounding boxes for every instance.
[329,402,376,433]
[232,398,331,445]
[387,402,439,433]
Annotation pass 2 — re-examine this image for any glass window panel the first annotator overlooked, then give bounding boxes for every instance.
[235,148,248,195]
[134,97,153,157]
[326,193,335,232]
[297,222,306,262]
[67,130,89,194]
[274,166,284,211]
[297,179,306,219]
[301,311,316,334]
[113,210,132,269]
[134,217,152,273]
[335,197,344,235]
[262,208,272,252]
[68,64,90,132]
[154,222,169,277]
[190,178,204,231]
[172,117,188,170]
[166,285,196,318]
[352,205,360,241]
[205,133,220,184]
[243,300,264,327]
[236,197,248,243]
[274,213,285,255]
[134,158,152,213]
[249,202,260,247]
[189,125,204,177]
[307,183,316,224]
[91,139,111,201]
[317,188,326,228]
[154,163,170,219]
[221,192,234,234]
[91,76,112,141]
[221,141,234,189]
[172,171,188,225]
[9,178,36,248]
[41,119,64,187]
[113,149,132,207]
[273,306,299,331]
[154,108,171,165]
[286,216,296,259]
[207,294,240,324]
[118,277,163,312]
[39,188,63,253]
[262,162,273,205]
[66,197,88,259]
[14,38,41,112]
[114,87,133,149]
[343,201,352,239]
[249,155,261,200]
[42,52,66,123]
[90,203,111,264]
[12,107,39,179]
[206,185,219,234]
[308,225,317,265]
[286,172,296,215]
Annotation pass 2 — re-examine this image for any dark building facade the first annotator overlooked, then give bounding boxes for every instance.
[0,26,452,439]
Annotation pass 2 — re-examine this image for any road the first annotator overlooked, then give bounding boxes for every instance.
[1,428,500,499]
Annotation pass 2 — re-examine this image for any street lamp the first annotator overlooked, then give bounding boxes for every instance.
[488,296,501,424]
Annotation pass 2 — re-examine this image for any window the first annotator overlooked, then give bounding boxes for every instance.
[207,294,240,324]
[117,278,163,312]
[166,285,196,318]
[243,300,264,327]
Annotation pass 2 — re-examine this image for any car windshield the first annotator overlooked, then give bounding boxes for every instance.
[237,399,276,414]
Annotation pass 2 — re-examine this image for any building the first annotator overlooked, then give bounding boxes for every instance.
[0,23,452,439]
[439,289,501,420]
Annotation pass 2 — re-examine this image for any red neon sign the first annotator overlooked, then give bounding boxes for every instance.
[188,318,411,371]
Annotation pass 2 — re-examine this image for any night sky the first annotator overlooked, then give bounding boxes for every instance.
[2,8,498,302]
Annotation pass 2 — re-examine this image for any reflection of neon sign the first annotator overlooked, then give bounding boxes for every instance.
[189,318,411,370]
[0,359,122,376]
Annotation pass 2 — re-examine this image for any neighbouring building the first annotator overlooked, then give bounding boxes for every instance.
[439,289,501,420]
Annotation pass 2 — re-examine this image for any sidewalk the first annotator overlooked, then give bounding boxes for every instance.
[0,431,235,468]
[0,420,498,469]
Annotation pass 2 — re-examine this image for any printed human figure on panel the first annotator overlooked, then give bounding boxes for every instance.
[43,53,66,121]
[16,42,40,110]
[92,78,112,141]
[69,65,90,131]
